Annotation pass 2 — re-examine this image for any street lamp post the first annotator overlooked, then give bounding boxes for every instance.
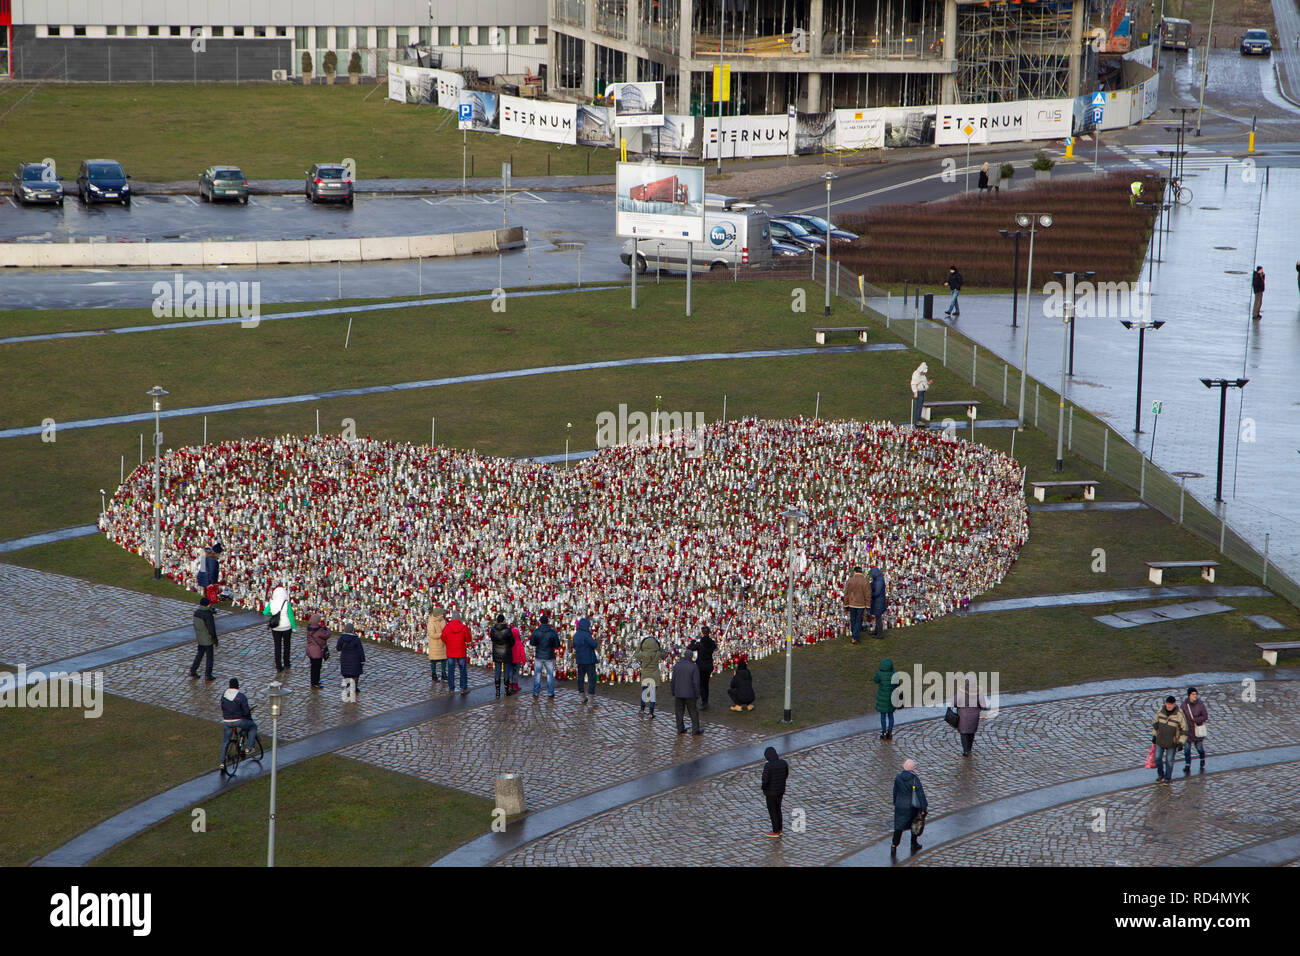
[565,422,572,470]
[1013,214,1053,430]
[1199,377,1248,502]
[1052,271,1094,376]
[1197,0,1217,135]
[822,172,838,317]
[998,229,1028,328]
[146,386,168,579]
[1121,320,1165,434]
[266,680,293,867]
[779,507,807,725]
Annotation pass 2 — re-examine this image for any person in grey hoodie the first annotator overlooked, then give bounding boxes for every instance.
[573,617,599,705]
[672,648,703,735]
[189,596,218,681]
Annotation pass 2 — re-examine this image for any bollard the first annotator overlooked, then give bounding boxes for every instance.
[1263,533,1270,585]
[1067,406,1073,450]
[942,326,948,365]
[1034,383,1040,427]
[1224,164,1228,185]
[1003,364,1008,405]
[1248,132,1255,153]
[1140,456,1145,499]
[972,345,978,387]
[495,772,526,815]
[1103,429,1108,471]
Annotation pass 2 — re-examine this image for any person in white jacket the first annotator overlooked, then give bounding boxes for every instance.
[262,585,296,672]
[910,362,931,425]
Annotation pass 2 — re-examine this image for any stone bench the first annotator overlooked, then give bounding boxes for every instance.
[813,326,869,345]
[1030,479,1097,502]
[922,400,981,422]
[1146,560,1219,586]
[1256,642,1300,666]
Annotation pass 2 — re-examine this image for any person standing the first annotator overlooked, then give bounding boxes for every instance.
[873,657,898,741]
[843,566,869,644]
[510,620,526,694]
[891,758,927,856]
[910,362,931,426]
[689,625,717,709]
[728,658,756,711]
[1252,266,1265,319]
[977,163,990,195]
[636,634,662,717]
[489,614,516,698]
[761,746,790,838]
[189,595,218,681]
[427,606,449,692]
[868,564,887,638]
[304,614,331,690]
[1180,686,1208,774]
[530,614,560,699]
[672,648,703,735]
[944,265,963,318]
[573,616,598,705]
[442,611,474,695]
[953,679,988,756]
[336,623,366,697]
[262,585,296,673]
[1152,695,1188,784]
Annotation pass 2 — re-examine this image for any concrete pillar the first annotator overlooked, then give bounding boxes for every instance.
[678,66,692,113]
[679,0,695,112]
[809,0,824,58]
[583,39,596,97]
[546,28,557,96]
[806,72,822,111]
[495,773,526,815]
[1068,0,1084,98]
[941,0,959,103]
[628,0,641,48]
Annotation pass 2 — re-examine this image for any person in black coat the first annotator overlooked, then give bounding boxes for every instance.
[489,614,515,698]
[189,596,218,681]
[761,746,790,837]
[689,625,717,709]
[728,658,756,711]
[891,758,927,855]
[336,624,366,696]
[868,565,887,637]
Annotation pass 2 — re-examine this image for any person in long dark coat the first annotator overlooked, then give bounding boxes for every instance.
[336,623,366,697]
[953,679,988,756]
[689,625,717,709]
[868,565,887,637]
[873,657,898,740]
[891,758,927,856]
[761,746,789,838]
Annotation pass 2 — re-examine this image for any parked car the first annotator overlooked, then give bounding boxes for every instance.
[1240,29,1272,55]
[305,163,354,205]
[76,160,131,205]
[620,209,774,274]
[774,214,858,243]
[770,238,808,257]
[11,162,64,206]
[768,218,826,250]
[199,166,249,203]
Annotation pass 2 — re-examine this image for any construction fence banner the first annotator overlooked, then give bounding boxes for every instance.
[387,64,407,103]
[937,103,1032,145]
[1100,89,1133,130]
[458,90,501,132]
[794,111,836,154]
[434,69,467,109]
[500,95,577,145]
[1142,76,1159,118]
[640,115,703,158]
[704,114,793,159]
[833,108,886,150]
[880,107,936,147]
[615,162,706,242]
[576,105,617,147]
[1025,99,1073,140]
[612,81,665,128]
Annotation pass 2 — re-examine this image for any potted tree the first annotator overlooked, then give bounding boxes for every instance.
[1031,150,1055,182]
[323,50,338,85]
[348,51,362,85]
[301,51,313,85]
[999,162,1014,191]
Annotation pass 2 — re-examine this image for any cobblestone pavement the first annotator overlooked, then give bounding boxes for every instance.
[912,762,1300,867]
[94,621,440,741]
[0,564,195,665]
[341,691,764,808]
[494,681,1300,866]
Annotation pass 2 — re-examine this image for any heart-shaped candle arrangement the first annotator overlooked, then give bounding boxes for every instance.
[101,419,1027,677]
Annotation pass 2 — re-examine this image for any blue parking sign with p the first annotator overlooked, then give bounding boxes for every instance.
[459,103,472,121]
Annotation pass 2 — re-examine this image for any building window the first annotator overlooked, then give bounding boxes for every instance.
[459,26,470,45]
[535,26,548,43]
[438,26,451,45]
[556,32,584,89]
[418,26,431,45]
[376,27,389,47]
[296,27,309,48]
[254,26,267,38]
[72,26,86,37]
[147,25,161,37]
[396,28,409,48]
[315,27,328,47]
[337,28,351,48]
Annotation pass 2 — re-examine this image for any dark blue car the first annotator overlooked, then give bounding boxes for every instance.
[77,159,131,206]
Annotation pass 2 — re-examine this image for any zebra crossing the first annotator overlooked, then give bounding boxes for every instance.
[1106,143,1232,173]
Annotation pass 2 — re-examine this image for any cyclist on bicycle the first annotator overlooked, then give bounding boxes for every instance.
[219,678,260,772]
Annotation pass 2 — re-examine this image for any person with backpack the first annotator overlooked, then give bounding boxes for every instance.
[262,585,296,672]
[944,265,963,318]
[728,658,756,711]
[891,758,927,856]
[489,613,516,698]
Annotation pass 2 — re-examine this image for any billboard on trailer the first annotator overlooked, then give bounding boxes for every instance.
[616,162,706,242]
[612,81,665,127]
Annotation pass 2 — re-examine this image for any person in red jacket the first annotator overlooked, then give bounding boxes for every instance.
[442,611,474,695]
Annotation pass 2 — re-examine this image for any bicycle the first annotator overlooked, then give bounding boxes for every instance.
[220,723,264,777]
[1170,178,1193,206]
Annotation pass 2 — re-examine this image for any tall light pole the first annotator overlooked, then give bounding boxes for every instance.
[998,228,1028,328]
[1121,319,1165,434]
[1200,377,1247,502]
[1013,214,1052,430]
[146,386,168,579]
[716,0,727,176]
[1197,0,1216,135]
[822,172,837,317]
[266,680,293,867]
[1054,270,1094,377]
[779,507,807,725]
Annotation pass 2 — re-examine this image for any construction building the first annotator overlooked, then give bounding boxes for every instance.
[548,0,1093,113]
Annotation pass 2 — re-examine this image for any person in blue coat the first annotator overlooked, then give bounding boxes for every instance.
[891,758,927,856]
[868,565,888,638]
[573,617,599,705]
[336,623,366,697]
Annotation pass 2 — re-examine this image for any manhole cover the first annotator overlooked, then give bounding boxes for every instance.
[1213,246,1236,250]
[1234,812,1283,825]
[1199,206,1221,210]
[1225,269,1247,274]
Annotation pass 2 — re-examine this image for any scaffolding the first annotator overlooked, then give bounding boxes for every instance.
[956,0,1076,104]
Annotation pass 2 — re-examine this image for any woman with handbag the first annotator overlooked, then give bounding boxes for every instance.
[1180,687,1208,774]
[305,614,331,690]
[262,585,296,672]
[891,758,927,856]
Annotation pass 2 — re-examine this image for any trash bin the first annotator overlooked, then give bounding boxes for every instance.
[495,772,526,815]
[923,293,934,319]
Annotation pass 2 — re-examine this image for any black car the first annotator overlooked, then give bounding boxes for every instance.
[76,159,131,205]
[305,164,354,205]
[775,214,859,243]
[12,162,64,206]
[768,219,826,250]
[1240,29,1272,55]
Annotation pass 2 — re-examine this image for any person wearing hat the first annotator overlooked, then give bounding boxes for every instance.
[891,758,927,855]
[910,362,931,426]
[1152,695,1188,784]
[761,746,790,838]
[305,613,331,690]
[189,595,218,681]
[843,566,869,644]
[427,606,449,692]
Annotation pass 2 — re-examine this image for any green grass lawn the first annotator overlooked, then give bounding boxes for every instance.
[0,83,616,182]
[94,754,491,867]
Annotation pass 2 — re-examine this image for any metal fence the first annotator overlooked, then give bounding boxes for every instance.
[817,261,1300,611]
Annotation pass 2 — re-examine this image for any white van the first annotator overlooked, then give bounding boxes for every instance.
[620,208,774,274]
